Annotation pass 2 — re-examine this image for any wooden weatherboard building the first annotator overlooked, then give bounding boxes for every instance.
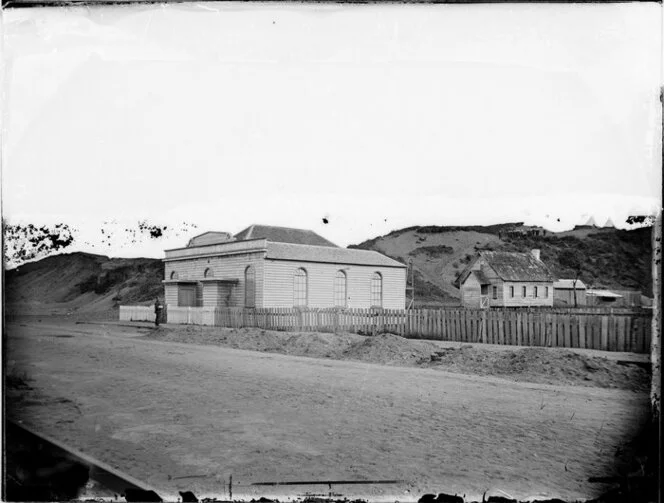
[553,279,587,306]
[163,224,407,310]
[454,249,555,308]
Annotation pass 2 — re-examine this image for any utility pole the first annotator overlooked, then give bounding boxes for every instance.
[407,258,415,309]
[653,88,663,425]
[651,211,661,424]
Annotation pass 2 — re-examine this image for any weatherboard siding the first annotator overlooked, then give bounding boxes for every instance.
[164,284,178,306]
[164,252,265,307]
[479,263,505,307]
[554,288,587,307]
[263,259,406,309]
[461,274,482,308]
[502,282,554,307]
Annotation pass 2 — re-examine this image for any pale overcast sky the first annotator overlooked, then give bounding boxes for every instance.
[1,2,662,258]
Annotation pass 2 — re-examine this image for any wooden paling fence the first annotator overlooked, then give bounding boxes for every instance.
[120,305,653,353]
[119,305,155,322]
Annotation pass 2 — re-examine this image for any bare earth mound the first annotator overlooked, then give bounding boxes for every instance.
[141,326,649,391]
[420,346,649,392]
[341,333,437,366]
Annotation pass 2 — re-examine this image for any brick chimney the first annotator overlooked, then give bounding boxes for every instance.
[531,249,541,261]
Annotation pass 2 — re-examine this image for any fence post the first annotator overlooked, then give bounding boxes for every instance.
[579,314,586,349]
[601,315,609,351]
[481,311,486,343]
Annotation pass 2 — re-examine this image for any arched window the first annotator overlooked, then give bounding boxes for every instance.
[245,265,256,308]
[170,271,178,280]
[293,268,308,307]
[370,272,382,308]
[204,267,213,278]
[334,270,347,307]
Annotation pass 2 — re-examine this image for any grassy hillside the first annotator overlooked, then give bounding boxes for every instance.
[4,252,163,319]
[351,224,653,306]
[4,223,653,315]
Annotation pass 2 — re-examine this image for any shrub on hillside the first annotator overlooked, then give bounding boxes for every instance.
[77,275,98,294]
[409,245,454,257]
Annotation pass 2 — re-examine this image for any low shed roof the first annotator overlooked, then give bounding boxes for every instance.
[554,279,587,290]
[586,289,623,298]
[266,242,407,268]
[187,232,233,247]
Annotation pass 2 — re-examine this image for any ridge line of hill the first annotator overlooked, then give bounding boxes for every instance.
[4,223,653,316]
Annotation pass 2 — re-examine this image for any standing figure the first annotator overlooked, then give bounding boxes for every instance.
[154,298,163,327]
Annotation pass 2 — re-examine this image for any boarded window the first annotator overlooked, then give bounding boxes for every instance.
[509,286,514,298]
[492,286,498,299]
[370,272,383,307]
[195,283,203,307]
[245,265,256,308]
[294,268,308,307]
[534,286,539,298]
[522,286,527,297]
[334,270,347,307]
[178,285,196,307]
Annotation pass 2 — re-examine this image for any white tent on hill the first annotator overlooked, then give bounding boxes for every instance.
[583,216,597,227]
[603,218,615,228]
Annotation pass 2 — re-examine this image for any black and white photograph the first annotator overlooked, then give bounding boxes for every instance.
[1,2,662,503]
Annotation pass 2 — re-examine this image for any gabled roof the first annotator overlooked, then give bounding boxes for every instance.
[266,242,407,268]
[471,270,490,285]
[479,251,555,282]
[554,279,587,290]
[456,251,555,288]
[234,224,338,248]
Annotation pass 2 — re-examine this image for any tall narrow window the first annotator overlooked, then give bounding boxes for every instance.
[509,286,514,298]
[492,285,498,299]
[522,286,527,297]
[294,268,308,307]
[370,272,383,307]
[534,286,539,298]
[245,265,256,308]
[545,286,549,298]
[334,270,347,307]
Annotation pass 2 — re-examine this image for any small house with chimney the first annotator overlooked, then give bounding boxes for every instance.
[454,249,556,308]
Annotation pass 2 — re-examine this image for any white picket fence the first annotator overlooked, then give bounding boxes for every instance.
[166,306,218,325]
[119,305,155,322]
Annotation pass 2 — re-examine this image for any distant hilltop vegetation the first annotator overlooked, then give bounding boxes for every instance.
[4,222,653,316]
[349,223,653,306]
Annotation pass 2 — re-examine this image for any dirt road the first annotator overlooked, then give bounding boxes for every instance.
[5,320,650,502]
